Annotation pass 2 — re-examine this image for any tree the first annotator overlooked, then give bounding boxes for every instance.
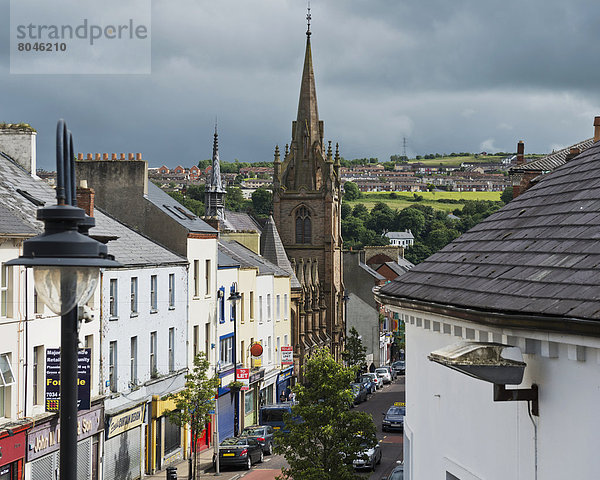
[275,348,376,480]
[395,207,426,236]
[341,327,367,374]
[501,186,513,204]
[252,187,273,216]
[343,181,361,201]
[163,353,219,480]
[341,202,352,220]
[225,186,248,212]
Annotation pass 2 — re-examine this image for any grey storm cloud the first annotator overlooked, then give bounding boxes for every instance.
[1,0,599,170]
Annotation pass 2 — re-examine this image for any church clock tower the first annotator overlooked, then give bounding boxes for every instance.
[272,9,345,361]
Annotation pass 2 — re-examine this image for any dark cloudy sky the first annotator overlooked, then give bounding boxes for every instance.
[2,0,600,170]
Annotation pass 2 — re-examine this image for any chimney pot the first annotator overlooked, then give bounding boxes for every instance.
[120,153,125,160]
[102,153,108,160]
[516,140,525,165]
[594,116,600,142]
[95,153,101,160]
[87,153,92,160]
[136,153,142,160]
[111,153,117,160]
[77,153,83,161]
[128,153,134,160]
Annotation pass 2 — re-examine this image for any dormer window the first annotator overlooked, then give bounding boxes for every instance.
[295,206,311,244]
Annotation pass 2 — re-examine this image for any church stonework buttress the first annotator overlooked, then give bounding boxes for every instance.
[272,16,345,364]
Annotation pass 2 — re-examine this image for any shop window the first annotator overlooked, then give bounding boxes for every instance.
[244,389,254,416]
[164,415,181,454]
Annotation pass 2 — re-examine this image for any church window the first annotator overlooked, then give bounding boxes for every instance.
[295,206,311,244]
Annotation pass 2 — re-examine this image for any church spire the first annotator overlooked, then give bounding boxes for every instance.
[205,122,226,218]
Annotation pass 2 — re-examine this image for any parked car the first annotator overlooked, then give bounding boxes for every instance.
[213,436,263,470]
[351,382,368,404]
[382,402,406,432]
[353,440,382,471]
[392,360,405,375]
[385,462,404,480]
[362,372,382,390]
[360,375,377,394]
[382,364,397,380]
[375,367,392,384]
[240,425,275,455]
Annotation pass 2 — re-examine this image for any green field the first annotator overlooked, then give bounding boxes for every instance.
[408,155,505,167]
[344,191,502,213]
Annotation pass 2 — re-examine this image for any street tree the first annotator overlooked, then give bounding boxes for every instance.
[342,327,367,374]
[163,353,219,480]
[275,347,376,480]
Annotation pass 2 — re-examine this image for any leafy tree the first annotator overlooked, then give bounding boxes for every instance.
[225,186,248,212]
[365,202,395,234]
[343,181,361,201]
[395,207,426,236]
[341,327,367,374]
[186,184,205,201]
[275,348,376,480]
[404,240,433,264]
[252,187,273,216]
[501,186,513,204]
[341,202,352,220]
[351,204,369,221]
[168,191,205,217]
[163,353,218,480]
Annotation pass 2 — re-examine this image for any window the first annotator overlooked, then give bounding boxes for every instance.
[33,289,43,315]
[33,345,44,405]
[1,265,13,318]
[205,324,210,357]
[109,341,117,392]
[130,336,138,385]
[267,294,271,320]
[284,334,288,347]
[150,332,157,377]
[193,260,200,297]
[259,296,263,323]
[240,340,245,367]
[169,274,175,308]
[295,206,311,244]
[164,415,181,454]
[108,279,118,318]
[276,295,281,321]
[205,260,211,295]
[150,275,158,311]
[193,325,199,357]
[130,277,138,315]
[244,389,254,415]
[168,328,175,372]
[284,294,288,319]
[220,335,234,367]
[240,293,245,323]
[268,336,272,362]
[218,287,225,323]
[249,292,255,320]
[277,337,280,364]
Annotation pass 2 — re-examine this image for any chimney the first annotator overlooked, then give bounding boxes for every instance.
[594,116,600,142]
[516,140,525,165]
[0,126,37,174]
[76,180,95,217]
[103,153,109,160]
[77,153,83,161]
[565,147,581,163]
[111,153,117,160]
[128,153,134,160]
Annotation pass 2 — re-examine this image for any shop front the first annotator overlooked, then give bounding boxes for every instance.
[148,395,187,474]
[26,401,103,480]
[104,403,146,480]
[276,366,294,401]
[0,423,28,480]
[243,368,264,428]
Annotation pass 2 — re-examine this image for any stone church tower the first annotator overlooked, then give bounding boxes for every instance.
[272,15,345,361]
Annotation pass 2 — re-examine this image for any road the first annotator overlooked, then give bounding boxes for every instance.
[233,374,406,480]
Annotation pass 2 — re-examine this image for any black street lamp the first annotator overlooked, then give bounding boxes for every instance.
[228,288,241,436]
[7,120,120,480]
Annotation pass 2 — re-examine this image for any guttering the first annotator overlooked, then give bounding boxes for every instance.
[374,288,600,338]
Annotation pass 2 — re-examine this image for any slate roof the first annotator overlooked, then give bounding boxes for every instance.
[218,250,240,269]
[146,182,216,234]
[222,210,262,232]
[218,240,291,279]
[260,216,301,289]
[385,231,414,240]
[382,260,413,277]
[510,138,594,173]
[0,154,186,267]
[379,141,600,323]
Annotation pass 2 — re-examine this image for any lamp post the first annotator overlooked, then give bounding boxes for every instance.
[228,288,241,436]
[7,120,121,480]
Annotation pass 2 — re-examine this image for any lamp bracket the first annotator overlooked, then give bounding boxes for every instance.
[493,383,538,416]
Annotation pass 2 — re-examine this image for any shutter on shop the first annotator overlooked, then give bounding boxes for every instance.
[217,393,234,440]
[31,438,91,480]
[104,427,142,480]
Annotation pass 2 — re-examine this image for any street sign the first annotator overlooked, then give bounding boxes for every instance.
[281,346,293,365]
[236,368,250,391]
[45,348,91,412]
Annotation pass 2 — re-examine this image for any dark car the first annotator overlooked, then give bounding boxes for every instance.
[351,382,368,404]
[259,404,292,432]
[240,425,275,455]
[382,402,405,432]
[213,436,263,470]
[385,462,404,479]
[392,360,405,376]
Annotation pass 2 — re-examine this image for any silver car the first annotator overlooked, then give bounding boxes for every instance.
[353,441,382,471]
